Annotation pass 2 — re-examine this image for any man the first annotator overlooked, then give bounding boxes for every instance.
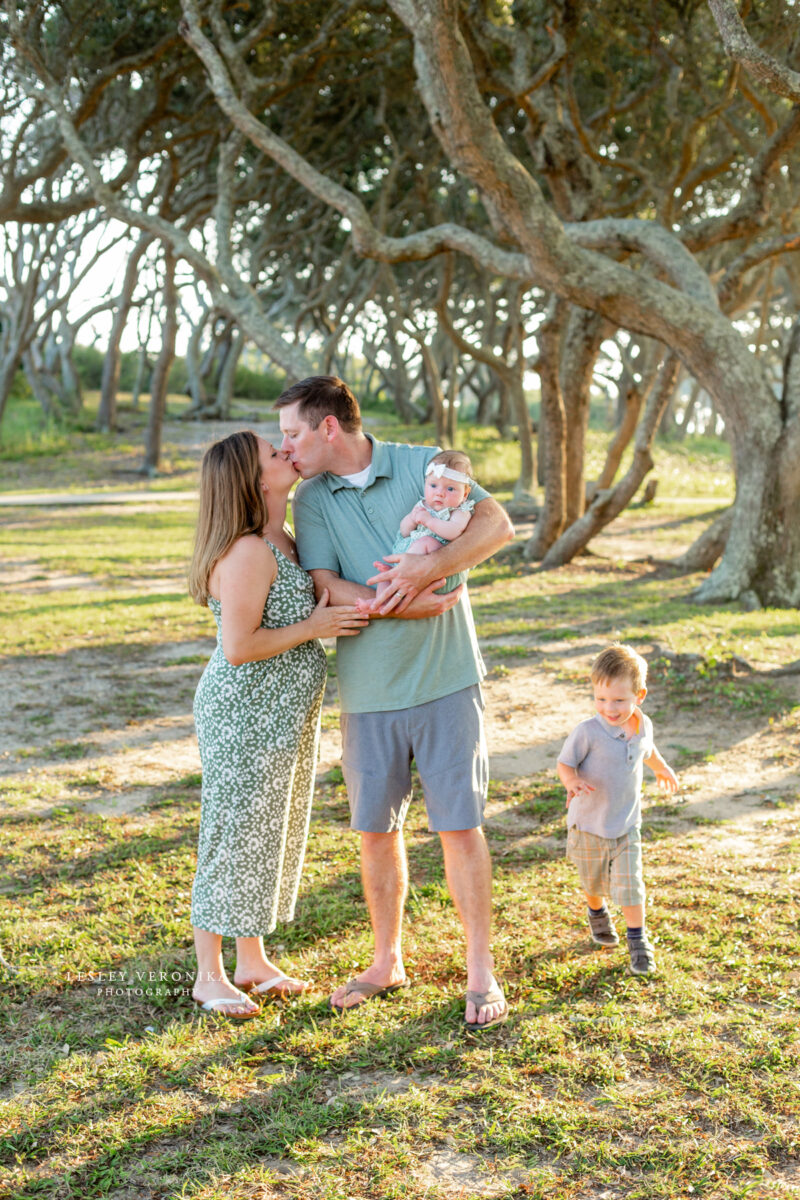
[277,376,514,1028]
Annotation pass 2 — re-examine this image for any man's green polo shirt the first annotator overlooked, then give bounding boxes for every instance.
[292,436,488,714]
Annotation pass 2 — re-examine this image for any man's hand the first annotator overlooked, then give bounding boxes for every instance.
[371,579,464,620]
[365,553,444,614]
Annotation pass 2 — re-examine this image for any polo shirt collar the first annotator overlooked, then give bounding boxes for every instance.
[323,434,393,492]
[594,713,628,741]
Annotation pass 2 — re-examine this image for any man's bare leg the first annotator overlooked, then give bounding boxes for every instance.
[329,830,408,1009]
[440,827,506,1026]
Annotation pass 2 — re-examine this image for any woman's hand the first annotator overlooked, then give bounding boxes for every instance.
[307,588,371,638]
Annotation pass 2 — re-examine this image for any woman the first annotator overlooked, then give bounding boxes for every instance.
[187,430,367,1019]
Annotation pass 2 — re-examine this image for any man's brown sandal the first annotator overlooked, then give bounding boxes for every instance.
[329,977,410,1014]
[464,983,508,1032]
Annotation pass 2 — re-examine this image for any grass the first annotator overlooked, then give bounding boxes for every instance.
[0,788,798,1198]
[1,403,798,1199]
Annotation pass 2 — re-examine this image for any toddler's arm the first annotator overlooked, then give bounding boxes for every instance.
[645,745,678,793]
[415,508,472,541]
[557,761,595,807]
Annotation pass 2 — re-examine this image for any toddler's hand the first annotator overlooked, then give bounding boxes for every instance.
[656,765,678,793]
[565,778,595,806]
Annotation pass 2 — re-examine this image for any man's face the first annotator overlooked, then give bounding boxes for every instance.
[279,401,332,478]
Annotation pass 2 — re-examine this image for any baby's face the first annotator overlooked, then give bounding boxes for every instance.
[424,475,469,511]
[592,676,646,727]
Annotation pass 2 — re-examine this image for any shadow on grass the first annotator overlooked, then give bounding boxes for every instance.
[0,987,514,1196]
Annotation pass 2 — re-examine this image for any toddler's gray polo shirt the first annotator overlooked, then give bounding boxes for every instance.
[558,712,654,838]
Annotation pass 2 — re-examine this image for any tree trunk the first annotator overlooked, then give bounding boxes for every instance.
[184,304,211,415]
[383,0,791,603]
[524,300,567,560]
[419,341,448,446]
[589,343,662,501]
[141,249,177,476]
[507,296,536,501]
[445,342,458,446]
[510,373,536,501]
[131,346,149,409]
[57,327,83,414]
[714,316,800,605]
[98,234,152,432]
[22,349,56,417]
[540,353,681,567]
[212,326,244,418]
[0,354,20,426]
[673,507,734,573]
[560,307,605,523]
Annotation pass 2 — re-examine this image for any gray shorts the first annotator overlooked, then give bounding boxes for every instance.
[340,684,488,833]
[566,826,646,907]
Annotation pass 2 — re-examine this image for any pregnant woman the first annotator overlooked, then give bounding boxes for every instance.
[187,430,367,1019]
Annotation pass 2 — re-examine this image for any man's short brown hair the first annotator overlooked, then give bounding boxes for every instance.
[274,375,362,432]
[591,644,648,692]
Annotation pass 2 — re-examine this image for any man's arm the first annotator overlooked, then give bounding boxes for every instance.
[310,568,464,619]
[365,496,514,613]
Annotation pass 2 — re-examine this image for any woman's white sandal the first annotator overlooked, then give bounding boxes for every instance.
[239,972,309,999]
[194,991,259,1021]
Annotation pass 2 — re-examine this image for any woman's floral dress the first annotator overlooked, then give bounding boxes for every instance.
[191,542,327,938]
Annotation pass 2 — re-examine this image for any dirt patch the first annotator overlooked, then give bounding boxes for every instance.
[412,1145,530,1197]
[3,625,798,870]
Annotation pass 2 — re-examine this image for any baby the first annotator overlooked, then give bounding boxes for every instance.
[356,450,475,613]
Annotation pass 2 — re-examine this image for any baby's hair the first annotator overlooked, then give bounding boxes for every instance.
[429,449,474,480]
[591,643,648,692]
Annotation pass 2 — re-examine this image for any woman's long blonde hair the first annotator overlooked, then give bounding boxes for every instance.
[188,430,269,605]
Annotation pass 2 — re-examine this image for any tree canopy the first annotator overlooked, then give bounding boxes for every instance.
[2,0,800,603]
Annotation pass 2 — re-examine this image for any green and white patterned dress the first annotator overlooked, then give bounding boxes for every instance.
[191,542,327,938]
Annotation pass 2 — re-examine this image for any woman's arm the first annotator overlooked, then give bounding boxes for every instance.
[310,567,464,618]
[217,537,367,665]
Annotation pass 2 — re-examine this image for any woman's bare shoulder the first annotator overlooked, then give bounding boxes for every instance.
[210,535,276,596]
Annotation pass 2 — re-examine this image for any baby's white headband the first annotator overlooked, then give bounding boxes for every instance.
[426,461,472,486]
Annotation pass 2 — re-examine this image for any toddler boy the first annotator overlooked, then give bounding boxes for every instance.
[557,644,678,975]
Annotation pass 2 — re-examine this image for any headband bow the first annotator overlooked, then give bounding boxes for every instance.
[425,462,472,486]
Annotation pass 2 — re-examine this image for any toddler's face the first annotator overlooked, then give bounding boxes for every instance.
[424,474,469,510]
[593,675,646,727]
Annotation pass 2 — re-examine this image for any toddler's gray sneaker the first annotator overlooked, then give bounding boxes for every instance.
[587,907,619,947]
[627,933,656,975]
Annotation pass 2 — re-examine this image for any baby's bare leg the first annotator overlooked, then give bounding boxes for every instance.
[405,536,441,556]
[357,539,442,612]
[375,539,439,598]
